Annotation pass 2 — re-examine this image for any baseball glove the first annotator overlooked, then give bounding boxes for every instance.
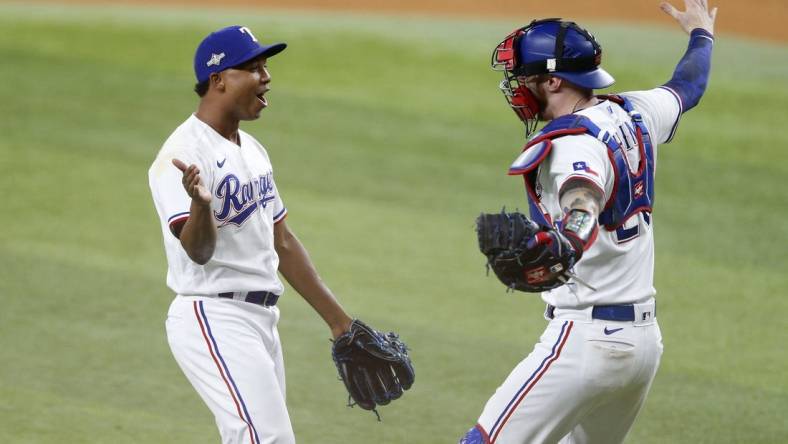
[331,319,414,414]
[475,209,580,292]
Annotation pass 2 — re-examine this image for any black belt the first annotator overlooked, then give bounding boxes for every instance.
[547,304,651,322]
[218,291,279,307]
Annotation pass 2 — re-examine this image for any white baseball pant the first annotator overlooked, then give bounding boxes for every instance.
[166,295,295,444]
[467,302,662,444]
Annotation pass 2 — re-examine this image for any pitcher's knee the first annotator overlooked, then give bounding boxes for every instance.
[221,421,295,444]
[258,427,295,444]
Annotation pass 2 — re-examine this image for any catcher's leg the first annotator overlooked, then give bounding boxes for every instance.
[558,322,663,444]
[466,319,590,444]
[166,296,295,444]
[459,424,491,444]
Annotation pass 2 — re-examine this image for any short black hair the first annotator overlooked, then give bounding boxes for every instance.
[194,80,209,97]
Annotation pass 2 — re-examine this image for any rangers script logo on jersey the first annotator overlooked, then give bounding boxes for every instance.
[214,171,277,226]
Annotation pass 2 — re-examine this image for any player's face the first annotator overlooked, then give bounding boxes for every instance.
[222,56,272,121]
[521,75,549,119]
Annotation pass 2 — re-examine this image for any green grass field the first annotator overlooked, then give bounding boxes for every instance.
[1,2,787,443]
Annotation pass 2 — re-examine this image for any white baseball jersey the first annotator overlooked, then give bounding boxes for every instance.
[535,87,681,308]
[148,114,288,296]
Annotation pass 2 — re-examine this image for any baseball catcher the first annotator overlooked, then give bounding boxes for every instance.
[461,1,716,442]
[331,319,414,416]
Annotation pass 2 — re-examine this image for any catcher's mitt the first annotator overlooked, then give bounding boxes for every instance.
[475,210,580,292]
[331,319,414,414]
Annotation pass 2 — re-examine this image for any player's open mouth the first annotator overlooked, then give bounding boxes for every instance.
[256,90,268,106]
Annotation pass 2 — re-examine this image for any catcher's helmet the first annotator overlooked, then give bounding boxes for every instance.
[492,19,614,137]
[515,19,614,89]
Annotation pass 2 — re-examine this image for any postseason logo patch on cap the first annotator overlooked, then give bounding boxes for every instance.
[206,52,225,67]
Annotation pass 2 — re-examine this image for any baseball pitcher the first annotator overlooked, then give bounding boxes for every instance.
[148,25,413,444]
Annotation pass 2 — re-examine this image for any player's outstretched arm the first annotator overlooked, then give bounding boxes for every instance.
[274,220,353,339]
[274,221,414,412]
[660,0,717,112]
[172,158,216,265]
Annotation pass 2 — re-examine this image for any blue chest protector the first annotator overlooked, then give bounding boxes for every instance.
[508,95,655,231]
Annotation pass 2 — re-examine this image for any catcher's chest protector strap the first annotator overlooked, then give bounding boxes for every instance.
[508,95,655,230]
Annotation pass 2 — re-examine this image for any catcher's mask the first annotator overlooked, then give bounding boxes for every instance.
[491,18,614,138]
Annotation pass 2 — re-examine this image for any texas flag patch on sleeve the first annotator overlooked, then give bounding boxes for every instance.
[572,161,599,177]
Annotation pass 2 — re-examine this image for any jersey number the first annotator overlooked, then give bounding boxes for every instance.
[615,122,637,151]
[615,212,651,243]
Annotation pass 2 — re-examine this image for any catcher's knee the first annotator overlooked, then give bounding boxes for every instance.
[459,424,490,444]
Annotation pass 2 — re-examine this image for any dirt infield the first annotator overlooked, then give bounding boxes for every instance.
[35,0,786,43]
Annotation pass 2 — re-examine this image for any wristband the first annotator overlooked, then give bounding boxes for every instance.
[561,209,598,251]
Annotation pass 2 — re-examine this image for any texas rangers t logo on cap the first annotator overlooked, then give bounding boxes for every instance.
[239,26,258,42]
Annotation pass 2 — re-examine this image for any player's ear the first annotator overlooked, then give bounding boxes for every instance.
[545,75,563,92]
[210,72,225,92]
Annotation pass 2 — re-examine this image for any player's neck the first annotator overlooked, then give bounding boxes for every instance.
[545,91,597,120]
[195,104,241,146]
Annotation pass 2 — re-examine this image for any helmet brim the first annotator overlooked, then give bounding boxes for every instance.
[554,67,615,90]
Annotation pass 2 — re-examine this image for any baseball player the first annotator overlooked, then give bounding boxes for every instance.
[460,1,716,443]
[148,26,356,444]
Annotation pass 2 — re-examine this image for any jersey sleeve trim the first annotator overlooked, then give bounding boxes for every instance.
[558,174,606,202]
[167,212,190,237]
[273,208,287,224]
[168,211,190,225]
[658,86,683,143]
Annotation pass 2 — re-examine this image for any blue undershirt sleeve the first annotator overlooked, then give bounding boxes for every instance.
[662,28,714,112]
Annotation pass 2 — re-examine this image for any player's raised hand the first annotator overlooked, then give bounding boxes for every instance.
[172,158,212,205]
[661,0,718,35]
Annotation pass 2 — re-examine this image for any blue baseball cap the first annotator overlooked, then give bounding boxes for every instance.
[194,25,286,83]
